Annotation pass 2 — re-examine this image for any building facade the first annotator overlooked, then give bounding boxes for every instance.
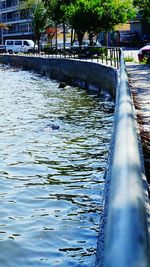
[0,0,33,44]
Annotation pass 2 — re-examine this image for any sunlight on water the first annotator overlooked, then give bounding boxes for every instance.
[0,64,114,267]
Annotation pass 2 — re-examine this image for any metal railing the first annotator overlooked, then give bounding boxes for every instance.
[0,46,121,68]
[96,49,150,267]
[17,46,121,68]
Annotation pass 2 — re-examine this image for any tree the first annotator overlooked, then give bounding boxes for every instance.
[42,0,71,23]
[63,0,92,45]
[62,0,136,45]
[42,0,136,46]
[46,26,57,45]
[0,23,9,30]
[42,0,72,48]
[133,0,150,22]
[0,23,10,44]
[20,0,53,51]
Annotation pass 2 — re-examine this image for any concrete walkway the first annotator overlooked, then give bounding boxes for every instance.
[123,47,139,62]
[126,63,150,240]
[126,63,150,181]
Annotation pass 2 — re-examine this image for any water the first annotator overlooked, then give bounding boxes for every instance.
[0,65,114,267]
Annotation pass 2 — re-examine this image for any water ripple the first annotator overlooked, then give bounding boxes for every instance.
[0,65,114,267]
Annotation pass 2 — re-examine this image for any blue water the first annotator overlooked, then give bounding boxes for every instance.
[0,64,114,267]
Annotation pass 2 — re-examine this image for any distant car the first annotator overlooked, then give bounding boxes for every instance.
[5,39,36,53]
[120,31,140,46]
[138,45,150,62]
[72,40,102,47]
[57,42,71,50]
[71,40,102,57]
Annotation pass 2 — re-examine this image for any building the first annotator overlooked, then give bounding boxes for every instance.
[0,0,33,44]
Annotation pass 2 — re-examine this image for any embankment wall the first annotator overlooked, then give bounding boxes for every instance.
[0,55,117,97]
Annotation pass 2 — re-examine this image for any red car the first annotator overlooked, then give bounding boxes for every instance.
[138,45,150,62]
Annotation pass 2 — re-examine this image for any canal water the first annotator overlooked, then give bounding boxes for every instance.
[0,65,114,267]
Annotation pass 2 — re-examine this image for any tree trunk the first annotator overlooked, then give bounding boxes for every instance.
[106,32,109,46]
[76,31,84,46]
[71,28,74,46]
[55,23,58,48]
[63,22,66,50]
[89,32,93,45]
[37,38,40,53]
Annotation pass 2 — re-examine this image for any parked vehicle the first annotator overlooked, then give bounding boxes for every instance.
[120,31,141,46]
[138,45,150,62]
[142,34,150,45]
[5,40,36,54]
[57,42,72,53]
[72,40,102,47]
[0,45,6,53]
[71,40,102,57]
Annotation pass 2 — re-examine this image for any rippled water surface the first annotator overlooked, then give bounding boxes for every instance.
[0,65,114,267]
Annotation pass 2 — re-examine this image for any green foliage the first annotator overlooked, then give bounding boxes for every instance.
[124,55,135,62]
[133,0,150,22]
[21,0,53,50]
[147,57,150,64]
[43,44,57,54]
[140,56,150,64]
[43,0,72,23]
[63,0,136,44]
[42,0,136,45]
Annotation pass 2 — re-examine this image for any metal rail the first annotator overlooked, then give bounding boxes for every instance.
[1,46,120,68]
[96,49,150,267]
[36,46,120,68]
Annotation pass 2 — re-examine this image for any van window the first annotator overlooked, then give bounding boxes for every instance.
[24,41,29,46]
[7,41,13,45]
[15,41,22,45]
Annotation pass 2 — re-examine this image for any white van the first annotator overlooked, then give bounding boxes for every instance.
[5,39,35,54]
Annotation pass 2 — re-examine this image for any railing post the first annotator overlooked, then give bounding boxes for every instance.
[113,48,116,68]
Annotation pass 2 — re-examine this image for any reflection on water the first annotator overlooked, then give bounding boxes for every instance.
[0,64,114,266]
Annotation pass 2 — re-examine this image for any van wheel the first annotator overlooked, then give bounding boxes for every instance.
[8,50,13,54]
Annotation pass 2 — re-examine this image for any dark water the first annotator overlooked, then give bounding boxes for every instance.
[0,65,114,267]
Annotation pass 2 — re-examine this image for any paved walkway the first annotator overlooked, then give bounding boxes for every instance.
[126,63,150,181]
[126,63,150,240]
[123,47,139,62]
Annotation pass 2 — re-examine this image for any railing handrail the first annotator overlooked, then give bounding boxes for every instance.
[1,46,120,68]
[96,49,150,267]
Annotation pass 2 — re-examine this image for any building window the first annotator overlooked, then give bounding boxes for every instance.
[2,14,7,23]
[1,1,6,9]
[20,23,28,32]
